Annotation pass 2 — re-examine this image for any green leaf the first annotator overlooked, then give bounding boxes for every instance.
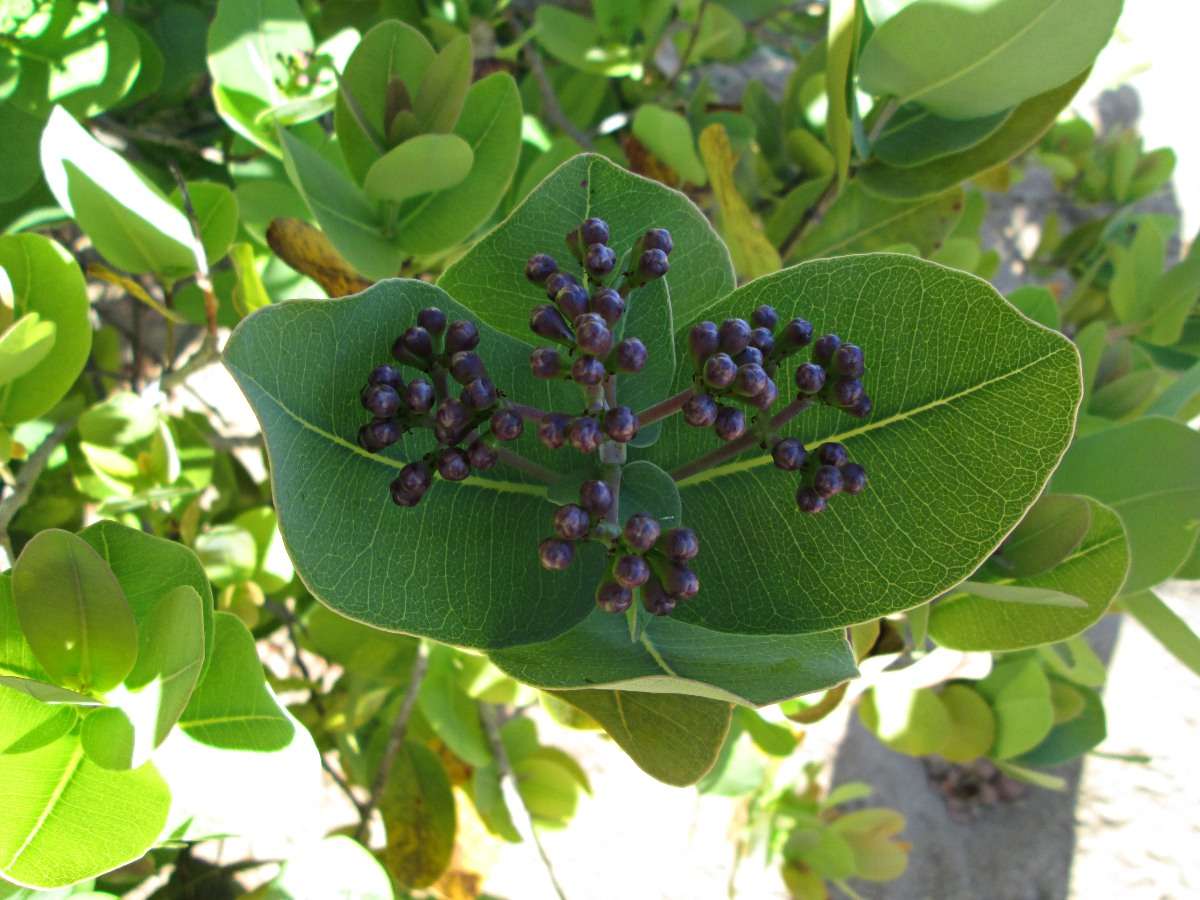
[379,742,456,889]
[995,493,1092,578]
[439,154,734,342]
[1051,416,1200,594]
[674,3,745,62]
[550,689,731,786]
[262,836,394,900]
[534,7,641,78]
[0,102,43,203]
[619,280,676,449]
[194,524,258,588]
[225,279,602,649]
[1109,219,1164,326]
[645,254,1081,636]
[930,498,1127,650]
[78,391,158,447]
[784,181,964,262]
[79,520,215,682]
[334,20,435,185]
[0,676,96,706]
[698,123,780,280]
[515,755,585,825]
[364,133,474,204]
[0,313,56,386]
[1143,250,1200,346]
[1121,591,1200,678]
[232,507,294,592]
[1007,285,1061,331]
[824,0,858,188]
[414,34,471,134]
[857,72,1087,201]
[0,734,168,889]
[975,656,1053,759]
[155,706,320,843]
[40,106,196,275]
[937,682,995,763]
[206,0,311,105]
[632,105,707,186]
[279,128,404,280]
[0,233,91,425]
[858,685,950,756]
[417,644,492,768]
[179,612,292,750]
[858,0,1122,119]
[300,604,417,682]
[873,105,1012,168]
[1016,680,1105,766]
[123,585,205,746]
[1147,358,1200,420]
[12,530,137,694]
[168,181,239,267]
[391,72,523,256]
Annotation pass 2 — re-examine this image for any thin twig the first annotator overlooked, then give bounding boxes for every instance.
[159,340,222,393]
[666,0,710,90]
[523,42,595,150]
[169,162,218,339]
[480,704,569,900]
[355,642,429,843]
[93,119,235,166]
[865,97,900,146]
[780,178,842,262]
[670,396,813,482]
[636,387,696,427]
[0,419,76,567]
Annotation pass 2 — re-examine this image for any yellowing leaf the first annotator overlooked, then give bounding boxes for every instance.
[266,217,374,298]
[698,124,780,280]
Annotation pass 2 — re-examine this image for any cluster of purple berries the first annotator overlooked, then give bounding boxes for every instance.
[356,306,526,506]
[538,481,701,617]
[770,439,868,513]
[524,219,671,388]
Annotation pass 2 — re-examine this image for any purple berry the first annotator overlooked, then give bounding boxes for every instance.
[596,581,633,613]
[780,318,813,350]
[362,384,401,418]
[749,327,775,355]
[437,447,471,482]
[846,395,873,419]
[368,365,404,388]
[555,283,590,321]
[435,399,469,431]
[833,344,865,377]
[396,325,433,360]
[590,287,625,325]
[571,355,606,386]
[812,333,841,366]
[538,413,570,450]
[530,347,562,379]
[581,217,610,246]
[553,504,591,540]
[772,438,807,471]
[576,316,613,357]
[796,486,826,514]
[603,406,639,443]
[830,378,863,408]
[462,377,497,410]
[580,480,613,516]
[531,305,574,344]
[713,406,746,442]
[642,577,676,616]
[816,442,849,467]
[490,409,523,441]
[467,440,498,470]
[643,228,672,255]
[615,338,648,373]
[689,322,720,364]
[639,248,669,280]
[733,363,769,398]
[539,538,574,571]
[683,393,719,427]
[718,318,751,356]
[525,254,558,284]
[794,363,826,395]
[812,465,843,498]
[660,528,699,562]
[568,416,603,453]
[736,347,764,368]
[703,353,737,390]
[586,243,617,277]
[662,564,699,600]
[841,462,868,495]
[445,320,480,354]
[450,351,486,385]
[390,484,421,507]
[749,378,779,410]
[405,378,435,413]
[358,420,401,452]
[397,461,432,496]
[614,554,650,588]
[545,270,578,301]
[624,514,661,552]
[417,307,447,336]
[751,304,778,331]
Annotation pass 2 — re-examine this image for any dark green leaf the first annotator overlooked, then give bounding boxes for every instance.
[873,105,1011,168]
[414,33,471,134]
[996,493,1092,578]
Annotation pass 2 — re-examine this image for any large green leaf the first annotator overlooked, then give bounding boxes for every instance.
[0,574,79,755]
[224,279,603,649]
[438,153,735,343]
[379,742,456,889]
[39,106,196,275]
[206,0,310,105]
[0,734,168,889]
[873,105,1012,168]
[11,530,137,694]
[929,497,1129,651]
[784,182,964,262]
[551,690,732,786]
[391,73,524,256]
[79,521,215,680]
[824,0,858,188]
[333,20,435,185]
[178,612,292,750]
[640,254,1081,635]
[0,233,90,425]
[363,134,474,204]
[1051,417,1200,594]
[857,72,1087,200]
[278,129,403,280]
[858,0,1121,119]
[975,656,1053,760]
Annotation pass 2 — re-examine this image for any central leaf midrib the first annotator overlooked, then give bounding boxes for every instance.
[676,345,1075,489]
[226,361,549,498]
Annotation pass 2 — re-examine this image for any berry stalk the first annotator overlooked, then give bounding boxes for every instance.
[669,395,814,483]
[635,387,697,428]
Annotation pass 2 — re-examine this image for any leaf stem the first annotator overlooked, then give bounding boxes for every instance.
[635,387,696,428]
[355,641,429,843]
[669,396,813,482]
[0,418,76,568]
[479,704,569,900]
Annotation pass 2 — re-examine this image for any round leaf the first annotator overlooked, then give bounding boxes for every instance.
[975,656,1054,759]
[12,530,137,694]
[937,682,996,763]
[858,685,950,756]
[0,233,91,425]
[363,133,474,204]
